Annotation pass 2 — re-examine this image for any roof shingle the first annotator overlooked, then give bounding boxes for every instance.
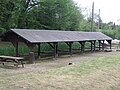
[2,29,112,43]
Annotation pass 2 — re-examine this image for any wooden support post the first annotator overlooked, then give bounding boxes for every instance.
[37,43,41,58]
[98,40,101,51]
[53,42,58,58]
[48,43,54,49]
[102,40,105,51]
[79,41,85,53]
[56,43,58,55]
[16,41,19,56]
[93,41,96,51]
[69,43,72,56]
[48,42,58,58]
[25,41,36,52]
[11,40,19,56]
[79,42,83,52]
[110,41,112,49]
[91,41,93,51]
[107,40,112,49]
[82,42,85,52]
[66,42,73,56]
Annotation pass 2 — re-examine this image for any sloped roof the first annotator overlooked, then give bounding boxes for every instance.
[1,29,112,43]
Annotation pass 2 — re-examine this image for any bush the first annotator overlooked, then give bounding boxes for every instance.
[0,27,6,34]
[97,29,117,39]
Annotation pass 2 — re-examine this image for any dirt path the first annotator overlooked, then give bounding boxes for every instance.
[1,49,119,75]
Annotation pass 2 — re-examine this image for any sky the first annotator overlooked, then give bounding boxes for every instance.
[73,0,120,24]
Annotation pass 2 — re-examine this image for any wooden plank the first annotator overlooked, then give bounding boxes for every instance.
[48,43,54,49]
[0,56,24,68]
[0,56,24,60]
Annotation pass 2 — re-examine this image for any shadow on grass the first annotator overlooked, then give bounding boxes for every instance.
[0,64,22,69]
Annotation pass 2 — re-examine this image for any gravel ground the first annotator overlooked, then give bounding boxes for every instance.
[1,48,120,75]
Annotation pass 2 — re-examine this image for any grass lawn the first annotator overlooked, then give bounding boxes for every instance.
[0,54,120,90]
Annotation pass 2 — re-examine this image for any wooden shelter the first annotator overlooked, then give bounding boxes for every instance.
[0,29,112,62]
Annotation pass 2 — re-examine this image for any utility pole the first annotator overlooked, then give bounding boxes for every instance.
[91,2,94,32]
[98,9,100,29]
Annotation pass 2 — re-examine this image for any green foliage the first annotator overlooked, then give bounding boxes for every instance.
[27,0,83,30]
[0,42,29,56]
[1,0,120,40]
[0,0,83,31]
[115,30,120,39]
[97,29,116,39]
[96,21,120,39]
[99,29,120,40]
[0,0,15,29]
[79,17,98,32]
[0,42,92,56]
[79,19,91,31]
[0,27,6,33]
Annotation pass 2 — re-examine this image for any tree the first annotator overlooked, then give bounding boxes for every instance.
[27,0,83,30]
[10,0,41,29]
[0,0,15,29]
[0,0,83,31]
[0,0,41,30]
